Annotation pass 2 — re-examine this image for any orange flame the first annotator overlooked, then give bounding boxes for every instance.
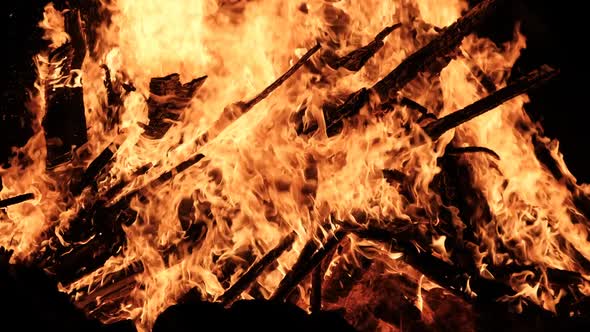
[0,1,583,331]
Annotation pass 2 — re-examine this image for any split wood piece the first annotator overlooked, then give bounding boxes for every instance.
[71,133,127,196]
[267,231,322,300]
[372,0,500,100]
[72,261,144,311]
[140,74,208,139]
[0,193,35,208]
[270,230,348,302]
[307,0,501,136]
[219,232,297,306]
[423,65,559,140]
[108,44,321,207]
[329,23,402,72]
[43,9,88,168]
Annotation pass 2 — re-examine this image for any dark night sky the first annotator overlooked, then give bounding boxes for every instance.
[1,1,585,181]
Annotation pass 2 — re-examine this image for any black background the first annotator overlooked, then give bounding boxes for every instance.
[1,1,584,180]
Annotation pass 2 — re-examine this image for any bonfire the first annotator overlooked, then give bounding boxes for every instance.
[1,1,585,331]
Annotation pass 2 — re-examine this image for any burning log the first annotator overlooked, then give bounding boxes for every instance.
[71,133,126,195]
[271,230,347,302]
[328,23,402,72]
[219,232,296,306]
[72,261,145,314]
[302,0,502,136]
[423,65,559,140]
[240,43,321,111]
[43,9,88,168]
[0,193,35,208]
[99,64,127,131]
[72,74,207,196]
[140,74,207,139]
[371,0,501,100]
[106,43,321,206]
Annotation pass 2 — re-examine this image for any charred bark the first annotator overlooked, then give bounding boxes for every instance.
[140,74,207,139]
[423,65,559,140]
[303,0,502,136]
[43,9,88,168]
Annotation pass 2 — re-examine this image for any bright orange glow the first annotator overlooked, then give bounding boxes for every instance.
[0,1,582,331]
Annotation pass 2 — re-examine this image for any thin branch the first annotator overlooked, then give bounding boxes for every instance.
[0,193,35,208]
[242,43,321,110]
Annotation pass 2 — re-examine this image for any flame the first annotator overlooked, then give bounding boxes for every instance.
[0,0,584,331]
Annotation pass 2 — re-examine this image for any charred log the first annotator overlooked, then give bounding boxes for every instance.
[423,65,559,140]
[107,44,320,207]
[71,134,126,196]
[311,266,323,313]
[140,74,207,139]
[305,0,502,136]
[43,9,88,168]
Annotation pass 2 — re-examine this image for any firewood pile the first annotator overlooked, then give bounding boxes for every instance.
[0,1,588,331]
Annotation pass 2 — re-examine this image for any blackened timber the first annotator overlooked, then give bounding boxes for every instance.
[0,193,35,208]
[423,65,559,140]
[72,261,144,311]
[71,134,126,195]
[271,230,347,302]
[313,0,501,136]
[268,234,321,300]
[329,24,401,72]
[100,64,122,129]
[141,74,207,139]
[219,232,296,305]
[372,0,500,100]
[43,9,88,168]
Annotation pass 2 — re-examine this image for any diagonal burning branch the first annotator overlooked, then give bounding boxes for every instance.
[423,65,560,140]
